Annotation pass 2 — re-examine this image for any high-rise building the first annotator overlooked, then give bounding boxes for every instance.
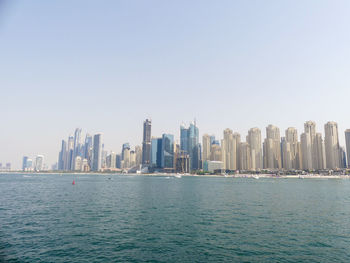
[58,140,67,170]
[142,119,152,165]
[74,156,82,171]
[73,128,82,168]
[135,146,142,167]
[285,127,301,169]
[92,133,103,171]
[247,128,262,170]
[300,132,312,170]
[239,142,251,170]
[161,134,174,169]
[180,124,189,153]
[340,147,347,168]
[122,146,131,168]
[180,121,200,171]
[202,134,211,163]
[315,133,326,170]
[345,129,350,168]
[67,135,74,170]
[263,125,281,169]
[35,155,44,171]
[222,129,240,170]
[324,121,341,169]
[151,138,162,168]
[22,156,28,171]
[210,144,222,161]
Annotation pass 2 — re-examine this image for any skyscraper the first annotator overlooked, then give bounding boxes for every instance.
[285,127,301,169]
[92,133,103,171]
[239,142,251,170]
[345,129,350,168]
[58,140,67,170]
[22,156,28,171]
[324,121,341,169]
[35,155,44,171]
[142,119,152,165]
[222,129,237,170]
[180,121,200,171]
[263,125,281,169]
[247,127,262,170]
[160,134,174,169]
[202,134,211,163]
[67,135,74,170]
[73,128,82,168]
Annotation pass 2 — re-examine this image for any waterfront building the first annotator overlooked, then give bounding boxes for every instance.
[263,125,281,169]
[340,147,347,168]
[285,127,301,169]
[22,156,28,171]
[222,129,235,170]
[122,147,131,168]
[67,135,74,170]
[135,145,142,167]
[35,155,44,171]
[247,128,262,170]
[74,156,82,171]
[202,134,211,163]
[161,134,174,169]
[151,138,162,168]
[210,143,222,161]
[116,154,122,169]
[281,137,292,170]
[300,132,312,170]
[130,150,136,167]
[345,129,350,168]
[175,151,190,173]
[315,133,326,170]
[92,133,103,171]
[239,142,251,170]
[324,121,341,169]
[73,128,82,169]
[180,121,201,171]
[180,124,189,153]
[58,140,67,170]
[142,119,152,166]
[203,160,224,173]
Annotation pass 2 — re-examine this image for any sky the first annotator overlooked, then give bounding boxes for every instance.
[1,0,350,169]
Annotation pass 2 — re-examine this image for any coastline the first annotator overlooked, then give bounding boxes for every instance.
[1,171,349,179]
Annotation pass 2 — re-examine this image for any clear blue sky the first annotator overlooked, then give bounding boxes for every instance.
[1,0,350,169]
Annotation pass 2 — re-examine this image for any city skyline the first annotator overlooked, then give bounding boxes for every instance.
[1,1,350,169]
[18,119,350,172]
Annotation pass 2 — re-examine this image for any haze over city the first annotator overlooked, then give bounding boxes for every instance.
[1,0,350,169]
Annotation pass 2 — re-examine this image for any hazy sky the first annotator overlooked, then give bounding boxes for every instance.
[1,0,350,169]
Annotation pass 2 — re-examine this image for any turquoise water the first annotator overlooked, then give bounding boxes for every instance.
[1,174,350,262]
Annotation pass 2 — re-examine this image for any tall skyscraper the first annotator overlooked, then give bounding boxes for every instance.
[161,134,174,169]
[73,128,82,168]
[151,138,162,168]
[58,140,67,170]
[142,119,152,165]
[315,133,326,170]
[22,156,28,171]
[222,129,237,170]
[35,155,44,171]
[180,121,200,171]
[92,133,103,171]
[345,129,350,168]
[263,125,281,169]
[202,134,211,163]
[324,121,341,169]
[67,135,74,170]
[239,142,251,170]
[285,127,301,169]
[247,128,262,170]
[180,124,189,153]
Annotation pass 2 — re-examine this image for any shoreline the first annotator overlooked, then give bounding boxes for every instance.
[1,172,349,179]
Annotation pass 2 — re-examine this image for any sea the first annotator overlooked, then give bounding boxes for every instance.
[1,173,350,262]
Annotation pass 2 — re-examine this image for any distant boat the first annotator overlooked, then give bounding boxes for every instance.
[72,180,75,185]
[174,174,182,178]
[253,175,259,180]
